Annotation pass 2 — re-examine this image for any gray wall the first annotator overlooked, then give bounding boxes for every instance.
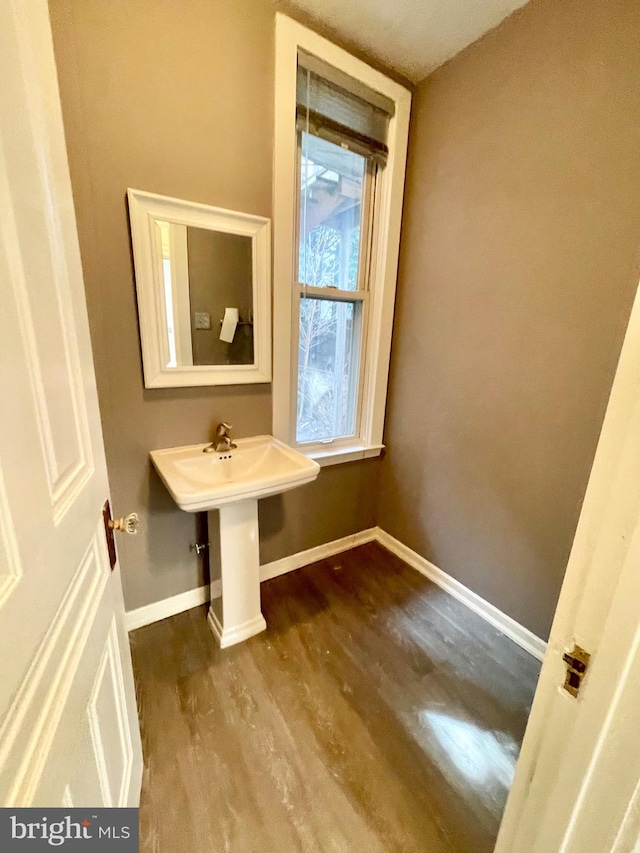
[378,0,640,639]
[186,229,254,367]
[51,0,640,638]
[49,0,380,611]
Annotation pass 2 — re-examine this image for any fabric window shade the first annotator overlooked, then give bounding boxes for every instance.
[296,63,392,164]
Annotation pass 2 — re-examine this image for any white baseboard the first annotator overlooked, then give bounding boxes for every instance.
[124,529,377,632]
[125,526,547,662]
[259,528,378,582]
[374,527,547,661]
[124,579,220,632]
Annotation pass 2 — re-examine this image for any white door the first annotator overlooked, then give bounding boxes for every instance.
[0,0,143,807]
[497,282,640,852]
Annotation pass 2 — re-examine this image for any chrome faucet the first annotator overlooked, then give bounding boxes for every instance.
[203,422,237,454]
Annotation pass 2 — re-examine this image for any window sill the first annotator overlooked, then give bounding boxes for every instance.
[305,443,384,468]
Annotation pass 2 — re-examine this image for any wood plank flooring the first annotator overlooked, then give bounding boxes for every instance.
[130,542,540,853]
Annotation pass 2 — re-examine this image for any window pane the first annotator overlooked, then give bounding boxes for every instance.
[298,132,366,292]
[297,298,360,443]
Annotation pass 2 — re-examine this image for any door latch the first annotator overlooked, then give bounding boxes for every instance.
[562,644,590,698]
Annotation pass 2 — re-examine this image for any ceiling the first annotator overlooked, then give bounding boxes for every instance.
[279,0,530,83]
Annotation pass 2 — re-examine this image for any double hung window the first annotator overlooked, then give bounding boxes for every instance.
[274,17,411,465]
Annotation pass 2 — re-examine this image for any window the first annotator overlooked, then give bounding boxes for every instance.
[296,132,371,444]
[273,15,411,465]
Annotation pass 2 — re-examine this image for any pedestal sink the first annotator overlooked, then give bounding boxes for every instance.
[150,436,320,648]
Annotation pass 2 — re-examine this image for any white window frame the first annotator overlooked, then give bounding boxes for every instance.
[272,14,411,467]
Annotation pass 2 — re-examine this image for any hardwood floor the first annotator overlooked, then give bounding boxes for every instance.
[130,542,540,853]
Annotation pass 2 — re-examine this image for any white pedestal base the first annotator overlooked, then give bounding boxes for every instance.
[207,499,267,649]
[207,610,267,649]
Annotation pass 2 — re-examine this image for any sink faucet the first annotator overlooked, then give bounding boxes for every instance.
[204,422,237,454]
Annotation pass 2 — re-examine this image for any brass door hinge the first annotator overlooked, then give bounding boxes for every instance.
[562,644,590,698]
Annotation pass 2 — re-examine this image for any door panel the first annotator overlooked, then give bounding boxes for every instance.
[0,524,110,805]
[32,566,138,808]
[0,0,142,807]
[497,284,640,850]
[87,618,135,808]
[0,465,21,610]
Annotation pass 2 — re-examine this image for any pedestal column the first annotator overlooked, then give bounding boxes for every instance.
[207,499,267,648]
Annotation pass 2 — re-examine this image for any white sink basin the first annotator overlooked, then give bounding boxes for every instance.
[150,434,320,650]
[150,435,320,512]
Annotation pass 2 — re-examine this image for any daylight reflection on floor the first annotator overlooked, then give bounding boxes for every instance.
[421,710,518,788]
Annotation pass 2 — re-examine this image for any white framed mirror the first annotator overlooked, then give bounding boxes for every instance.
[127,188,271,387]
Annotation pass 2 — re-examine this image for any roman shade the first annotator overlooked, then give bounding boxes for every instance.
[296,52,394,164]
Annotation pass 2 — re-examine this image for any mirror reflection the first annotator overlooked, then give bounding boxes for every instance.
[155,221,254,367]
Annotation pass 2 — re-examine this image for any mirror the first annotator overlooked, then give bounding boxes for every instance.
[127,189,271,388]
